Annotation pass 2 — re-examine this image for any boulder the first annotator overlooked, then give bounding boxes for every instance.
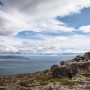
[73,55,85,62]
[51,65,59,71]
[51,62,90,78]
[51,52,90,78]
[84,52,90,60]
[60,61,65,65]
[51,66,71,78]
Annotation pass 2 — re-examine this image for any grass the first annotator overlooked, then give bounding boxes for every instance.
[1,71,90,89]
[60,80,79,86]
[85,78,90,81]
[0,87,5,90]
[0,81,5,86]
[85,85,90,89]
[39,82,48,85]
[35,75,80,86]
[18,74,79,87]
[81,72,90,77]
[18,82,30,87]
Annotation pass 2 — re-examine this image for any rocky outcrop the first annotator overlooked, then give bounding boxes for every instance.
[73,55,85,61]
[84,52,90,60]
[51,52,90,78]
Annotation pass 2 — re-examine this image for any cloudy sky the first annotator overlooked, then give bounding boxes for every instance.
[0,0,90,54]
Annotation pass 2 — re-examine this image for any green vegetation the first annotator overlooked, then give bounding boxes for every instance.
[39,82,48,85]
[0,71,90,89]
[85,78,90,81]
[18,81,29,87]
[60,80,79,86]
[85,85,90,89]
[17,74,80,87]
[81,72,90,77]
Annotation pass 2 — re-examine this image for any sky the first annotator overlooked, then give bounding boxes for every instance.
[0,0,90,54]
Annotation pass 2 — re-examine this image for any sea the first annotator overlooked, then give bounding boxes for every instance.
[0,54,77,76]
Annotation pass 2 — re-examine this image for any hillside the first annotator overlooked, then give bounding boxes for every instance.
[0,52,90,90]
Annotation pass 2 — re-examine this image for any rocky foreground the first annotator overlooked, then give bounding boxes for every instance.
[0,52,90,90]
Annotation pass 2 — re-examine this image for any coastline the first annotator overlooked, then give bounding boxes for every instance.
[0,52,90,90]
[0,69,90,90]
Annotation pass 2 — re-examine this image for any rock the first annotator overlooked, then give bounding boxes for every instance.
[73,55,85,62]
[51,66,71,78]
[51,62,90,78]
[84,52,90,60]
[60,61,65,65]
[51,65,59,71]
[51,52,90,78]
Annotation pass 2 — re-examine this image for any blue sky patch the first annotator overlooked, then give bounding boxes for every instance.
[57,7,90,29]
[16,31,43,40]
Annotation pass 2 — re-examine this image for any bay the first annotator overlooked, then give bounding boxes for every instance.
[0,54,76,76]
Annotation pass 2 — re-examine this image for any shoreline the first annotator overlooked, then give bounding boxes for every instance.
[0,52,90,90]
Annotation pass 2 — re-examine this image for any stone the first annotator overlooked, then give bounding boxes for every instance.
[60,61,65,65]
[50,52,90,78]
[84,52,90,60]
[73,55,85,62]
[51,65,59,71]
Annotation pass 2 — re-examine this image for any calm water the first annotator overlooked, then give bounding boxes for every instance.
[0,54,76,76]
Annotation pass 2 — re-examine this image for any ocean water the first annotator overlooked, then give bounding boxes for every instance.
[0,54,76,76]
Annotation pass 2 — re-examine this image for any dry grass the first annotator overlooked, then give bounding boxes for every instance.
[81,72,90,77]
[85,85,90,89]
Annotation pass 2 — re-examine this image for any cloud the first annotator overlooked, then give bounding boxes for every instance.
[0,34,90,54]
[1,0,90,36]
[0,36,23,53]
[79,25,90,32]
[0,0,90,53]
[0,1,3,7]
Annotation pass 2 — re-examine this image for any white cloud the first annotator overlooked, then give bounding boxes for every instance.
[0,0,90,53]
[79,25,90,32]
[1,0,90,35]
[0,36,23,53]
[20,35,90,53]
[0,35,90,54]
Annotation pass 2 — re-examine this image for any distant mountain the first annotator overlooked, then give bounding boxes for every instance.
[0,55,29,59]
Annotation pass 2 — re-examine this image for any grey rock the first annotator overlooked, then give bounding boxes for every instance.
[51,52,90,78]
[84,52,90,60]
[73,55,85,62]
